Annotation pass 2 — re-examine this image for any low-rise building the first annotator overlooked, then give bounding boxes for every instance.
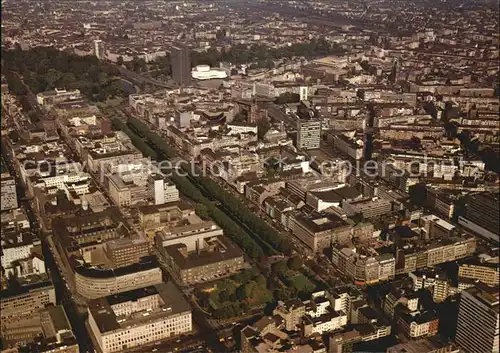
[397,310,439,339]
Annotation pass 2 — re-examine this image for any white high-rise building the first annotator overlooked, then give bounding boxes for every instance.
[94,39,106,60]
[296,115,322,150]
[455,283,499,353]
[147,173,179,205]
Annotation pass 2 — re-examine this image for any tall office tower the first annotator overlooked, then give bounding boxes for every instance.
[296,114,322,150]
[459,192,499,243]
[1,175,18,211]
[171,45,191,86]
[455,283,499,353]
[93,39,106,60]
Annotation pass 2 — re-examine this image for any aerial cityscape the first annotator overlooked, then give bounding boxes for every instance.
[0,1,499,353]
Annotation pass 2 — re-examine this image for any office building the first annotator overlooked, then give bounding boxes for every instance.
[105,237,150,268]
[87,282,192,353]
[74,256,163,300]
[162,236,245,285]
[1,175,18,211]
[171,45,191,86]
[458,259,500,287]
[459,192,499,243]
[455,283,499,353]
[289,211,351,253]
[147,173,179,205]
[94,39,106,60]
[296,115,322,150]
[0,278,56,347]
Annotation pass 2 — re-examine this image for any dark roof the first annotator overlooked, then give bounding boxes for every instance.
[0,279,53,300]
[293,211,350,233]
[164,236,243,269]
[88,282,191,334]
[138,200,193,215]
[74,256,158,279]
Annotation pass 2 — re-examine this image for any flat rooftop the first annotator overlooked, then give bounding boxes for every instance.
[164,236,243,269]
[88,282,191,334]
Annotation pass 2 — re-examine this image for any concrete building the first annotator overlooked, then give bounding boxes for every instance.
[105,237,150,269]
[455,283,499,353]
[171,45,191,86]
[459,192,499,243]
[87,282,192,353]
[74,257,163,300]
[332,134,364,160]
[191,64,227,80]
[1,175,18,211]
[342,197,392,219]
[329,323,392,353]
[289,211,351,253]
[458,260,499,287]
[155,220,223,253]
[147,173,179,205]
[107,173,147,207]
[94,39,106,59]
[161,236,245,285]
[0,279,56,347]
[296,115,322,150]
[332,247,396,285]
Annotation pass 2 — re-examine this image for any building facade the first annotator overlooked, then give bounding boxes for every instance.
[87,282,192,353]
[171,45,191,86]
[455,283,499,353]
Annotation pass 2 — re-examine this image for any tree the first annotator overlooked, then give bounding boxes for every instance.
[116,56,124,66]
[271,260,288,276]
[5,73,26,95]
[287,256,303,271]
[256,118,270,140]
[195,204,210,220]
[350,212,364,225]
[275,92,300,105]
[256,275,267,287]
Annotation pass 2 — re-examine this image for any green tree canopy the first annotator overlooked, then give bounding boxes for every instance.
[287,256,303,271]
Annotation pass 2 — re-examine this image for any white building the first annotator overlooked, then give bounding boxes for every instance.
[87,282,192,353]
[191,65,228,80]
[147,174,179,205]
[94,39,106,60]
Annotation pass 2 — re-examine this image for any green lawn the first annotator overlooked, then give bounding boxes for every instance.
[287,274,316,293]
